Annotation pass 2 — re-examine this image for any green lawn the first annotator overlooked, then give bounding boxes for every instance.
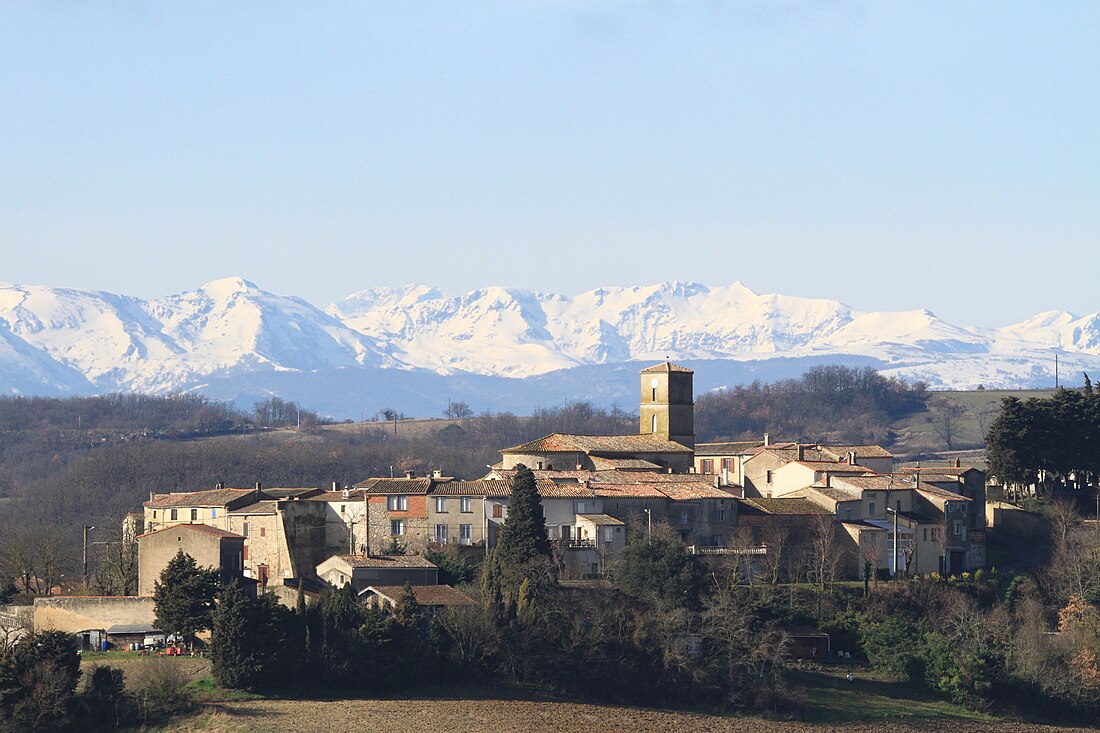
[793,667,992,723]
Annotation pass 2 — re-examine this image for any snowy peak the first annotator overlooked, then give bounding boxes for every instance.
[0,278,1097,397]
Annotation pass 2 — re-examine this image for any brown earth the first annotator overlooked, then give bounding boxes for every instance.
[203,698,1098,733]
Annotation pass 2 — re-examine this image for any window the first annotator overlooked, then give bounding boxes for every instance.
[603,526,614,542]
[493,504,503,518]
[711,534,723,547]
[722,458,731,471]
[459,524,472,545]
[717,509,727,523]
[170,509,178,521]
[651,414,658,433]
[243,546,248,561]
[923,528,928,541]
[702,459,713,473]
[153,510,157,518]
[765,470,773,484]
[575,501,586,514]
[387,495,407,511]
[391,520,405,536]
[242,522,249,538]
[434,524,448,543]
[260,526,266,537]
[190,508,197,521]
[435,497,447,513]
[340,505,346,514]
[211,509,217,518]
[460,497,472,513]
[869,502,876,516]
[953,520,963,535]
[680,510,688,525]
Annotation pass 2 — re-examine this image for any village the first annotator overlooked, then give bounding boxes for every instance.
[20,362,991,653]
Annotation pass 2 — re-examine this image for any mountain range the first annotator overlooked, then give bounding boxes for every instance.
[0,277,1095,418]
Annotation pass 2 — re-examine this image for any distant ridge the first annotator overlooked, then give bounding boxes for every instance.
[0,278,1096,414]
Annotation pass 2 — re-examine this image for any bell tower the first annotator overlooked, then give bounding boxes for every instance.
[639,362,694,449]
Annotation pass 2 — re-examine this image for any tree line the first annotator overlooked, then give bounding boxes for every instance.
[987,382,1100,498]
[694,365,928,444]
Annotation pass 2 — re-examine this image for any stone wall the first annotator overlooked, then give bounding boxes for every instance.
[33,596,156,634]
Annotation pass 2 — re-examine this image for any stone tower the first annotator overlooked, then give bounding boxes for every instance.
[638,362,694,449]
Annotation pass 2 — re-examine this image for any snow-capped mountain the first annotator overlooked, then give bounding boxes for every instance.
[0,278,391,394]
[0,277,1096,414]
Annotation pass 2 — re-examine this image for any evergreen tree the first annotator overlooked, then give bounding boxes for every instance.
[152,550,219,648]
[614,525,705,610]
[480,464,554,612]
[496,464,551,564]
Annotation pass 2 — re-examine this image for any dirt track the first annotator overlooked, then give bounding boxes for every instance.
[208,698,1099,733]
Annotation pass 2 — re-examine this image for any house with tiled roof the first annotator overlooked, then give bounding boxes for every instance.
[136,523,248,596]
[142,482,330,587]
[316,553,438,591]
[497,362,697,474]
[738,439,895,498]
[361,584,475,612]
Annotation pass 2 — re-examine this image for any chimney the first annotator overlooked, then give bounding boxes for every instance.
[404,470,415,480]
[763,432,770,447]
[847,451,856,465]
[332,481,339,491]
[342,488,350,499]
[954,457,961,468]
[254,482,262,493]
[216,481,225,490]
[823,472,831,488]
[432,468,443,479]
[667,467,674,474]
[911,474,918,487]
[796,444,805,461]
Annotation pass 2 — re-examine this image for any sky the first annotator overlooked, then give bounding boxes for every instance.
[1,1,1097,327]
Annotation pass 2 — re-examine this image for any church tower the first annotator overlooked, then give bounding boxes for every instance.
[639,362,694,449]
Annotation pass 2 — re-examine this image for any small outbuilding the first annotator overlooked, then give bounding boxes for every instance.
[778,625,830,659]
[359,584,475,613]
[316,554,439,592]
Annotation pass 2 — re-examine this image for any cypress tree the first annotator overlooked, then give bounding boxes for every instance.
[496,464,551,564]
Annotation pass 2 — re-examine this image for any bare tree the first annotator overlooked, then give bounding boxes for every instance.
[93,523,139,596]
[758,523,791,586]
[929,398,967,451]
[807,514,840,591]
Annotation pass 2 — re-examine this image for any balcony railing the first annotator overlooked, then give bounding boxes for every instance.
[689,545,767,556]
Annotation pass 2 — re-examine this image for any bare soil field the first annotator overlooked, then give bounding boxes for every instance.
[202,697,1098,733]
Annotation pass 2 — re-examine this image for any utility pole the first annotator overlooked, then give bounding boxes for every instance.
[644,507,652,537]
[82,525,95,589]
[1055,353,1059,388]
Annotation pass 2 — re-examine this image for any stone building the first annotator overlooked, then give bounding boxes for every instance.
[136,523,246,596]
[315,554,439,592]
[360,477,434,554]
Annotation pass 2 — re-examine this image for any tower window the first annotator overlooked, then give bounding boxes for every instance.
[651,414,658,433]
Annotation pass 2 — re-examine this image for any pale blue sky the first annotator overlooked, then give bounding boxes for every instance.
[1,1,1097,326]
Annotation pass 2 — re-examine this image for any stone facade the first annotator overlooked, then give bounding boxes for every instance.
[137,524,245,596]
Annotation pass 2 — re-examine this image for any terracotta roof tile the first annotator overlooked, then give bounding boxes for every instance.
[577,514,626,526]
[365,585,475,607]
[739,498,832,515]
[694,441,763,455]
[500,433,692,455]
[358,478,433,495]
[337,554,438,569]
[639,362,693,373]
[137,523,244,540]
